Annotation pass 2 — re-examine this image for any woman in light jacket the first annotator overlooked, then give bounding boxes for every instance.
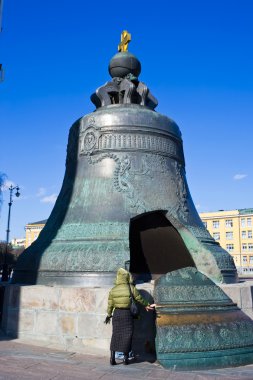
[105,267,155,365]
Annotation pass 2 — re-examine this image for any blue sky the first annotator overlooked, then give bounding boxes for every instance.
[0,0,252,240]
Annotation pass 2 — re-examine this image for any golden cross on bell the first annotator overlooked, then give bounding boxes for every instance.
[118,30,131,52]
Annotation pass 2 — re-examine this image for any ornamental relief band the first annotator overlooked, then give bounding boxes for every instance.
[53,222,129,241]
[156,320,253,353]
[79,130,183,161]
[154,285,226,302]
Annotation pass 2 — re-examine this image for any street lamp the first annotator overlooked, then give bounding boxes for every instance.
[1,184,20,281]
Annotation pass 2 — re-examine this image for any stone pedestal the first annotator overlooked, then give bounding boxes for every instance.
[1,283,155,355]
[1,281,252,357]
[2,285,110,352]
[220,281,253,320]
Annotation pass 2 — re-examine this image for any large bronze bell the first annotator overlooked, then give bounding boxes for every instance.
[11,33,253,371]
[12,42,237,286]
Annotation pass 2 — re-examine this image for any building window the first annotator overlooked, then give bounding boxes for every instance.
[213,232,220,241]
[241,218,246,227]
[242,231,247,239]
[242,244,247,251]
[226,231,233,240]
[242,256,248,264]
[243,267,248,272]
[248,230,252,239]
[249,256,253,264]
[249,244,253,252]
[226,244,234,252]
[212,220,219,229]
[225,219,233,228]
[247,218,252,227]
[203,221,207,228]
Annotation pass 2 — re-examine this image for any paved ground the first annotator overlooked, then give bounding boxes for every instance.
[1,332,253,379]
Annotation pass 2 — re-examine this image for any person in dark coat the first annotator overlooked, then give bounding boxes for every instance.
[105,267,155,365]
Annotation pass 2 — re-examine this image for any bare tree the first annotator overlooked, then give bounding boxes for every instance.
[0,172,6,212]
[0,241,24,274]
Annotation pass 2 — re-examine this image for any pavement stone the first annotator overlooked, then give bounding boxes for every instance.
[1,331,253,379]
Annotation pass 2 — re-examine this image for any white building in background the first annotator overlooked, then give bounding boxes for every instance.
[11,238,26,248]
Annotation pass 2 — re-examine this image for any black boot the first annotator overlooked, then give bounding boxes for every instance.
[123,353,129,365]
[110,351,116,365]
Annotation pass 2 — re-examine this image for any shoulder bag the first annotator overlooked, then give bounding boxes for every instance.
[129,284,139,318]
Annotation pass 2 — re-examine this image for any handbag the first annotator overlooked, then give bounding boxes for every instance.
[129,284,139,318]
